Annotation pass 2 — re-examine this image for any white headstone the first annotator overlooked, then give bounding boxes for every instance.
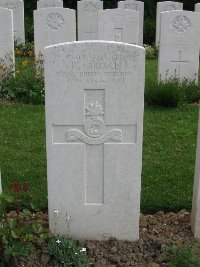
[156,1,183,47]
[118,0,144,45]
[34,7,76,59]
[98,9,140,44]
[158,11,200,83]
[195,3,200,13]
[37,0,63,9]
[77,0,103,40]
[192,110,200,238]
[0,0,25,44]
[45,41,145,241]
[0,7,15,71]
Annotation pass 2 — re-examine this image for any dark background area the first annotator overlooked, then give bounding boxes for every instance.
[24,0,200,44]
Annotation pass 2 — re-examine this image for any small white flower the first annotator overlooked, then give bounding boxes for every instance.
[75,252,78,255]
[80,248,86,252]
[56,239,61,244]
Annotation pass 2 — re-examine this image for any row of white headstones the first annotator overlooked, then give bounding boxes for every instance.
[44,40,200,241]
[2,0,200,83]
[2,0,200,241]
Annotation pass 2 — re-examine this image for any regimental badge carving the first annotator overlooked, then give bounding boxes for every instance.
[84,116,106,138]
[67,100,123,145]
[83,2,98,12]
[46,13,64,31]
[164,4,176,11]
[6,2,16,10]
[173,16,191,33]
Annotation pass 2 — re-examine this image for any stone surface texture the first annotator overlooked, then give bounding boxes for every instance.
[77,0,103,41]
[0,0,25,44]
[0,7,15,70]
[98,9,140,45]
[118,0,144,45]
[156,1,183,47]
[37,0,63,9]
[34,7,76,58]
[158,10,200,83]
[44,41,145,241]
[192,110,200,238]
[195,3,200,13]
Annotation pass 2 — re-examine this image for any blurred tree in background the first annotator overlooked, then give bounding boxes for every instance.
[24,0,199,44]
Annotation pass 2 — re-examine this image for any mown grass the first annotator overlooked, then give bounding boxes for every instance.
[0,59,199,212]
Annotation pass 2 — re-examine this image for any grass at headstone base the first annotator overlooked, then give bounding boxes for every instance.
[0,101,199,213]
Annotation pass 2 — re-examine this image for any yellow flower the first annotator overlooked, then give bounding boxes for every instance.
[0,66,8,71]
[35,70,41,76]
[21,60,29,68]
[27,50,33,57]
[15,48,22,57]
[16,70,20,75]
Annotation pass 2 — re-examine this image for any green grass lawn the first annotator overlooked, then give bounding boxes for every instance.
[0,59,199,212]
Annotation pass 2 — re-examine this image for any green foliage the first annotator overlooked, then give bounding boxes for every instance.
[0,184,49,263]
[145,79,182,107]
[25,17,34,43]
[145,78,200,108]
[167,243,200,267]
[0,57,44,105]
[144,18,156,45]
[144,44,158,60]
[48,236,88,267]
[15,42,34,58]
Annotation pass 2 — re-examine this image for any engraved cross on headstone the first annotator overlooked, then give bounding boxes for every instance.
[113,28,123,42]
[53,89,135,205]
[171,51,188,79]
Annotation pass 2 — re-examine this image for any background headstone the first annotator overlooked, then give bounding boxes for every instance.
[0,7,15,71]
[0,0,25,44]
[37,0,63,9]
[192,109,200,238]
[45,41,145,241]
[156,1,183,47]
[34,7,76,59]
[195,3,200,13]
[118,0,144,45]
[98,9,140,44]
[158,10,200,83]
[77,0,103,40]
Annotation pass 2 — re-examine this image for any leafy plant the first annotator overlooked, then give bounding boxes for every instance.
[167,243,200,267]
[0,182,49,264]
[145,77,200,107]
[0,56,44,105]
[144,44,158,60]
[15,42,34,58]
[48,236,88,267]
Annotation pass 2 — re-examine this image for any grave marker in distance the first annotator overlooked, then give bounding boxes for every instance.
[158,11,200,83]
[77,0,103,40]
[98,9,140,44]
[118,0,144,45]
[37,0,63,9]
[156,1,183,47]
[0,0,25,44]
[34,7,76,60]
[0,7,15,72]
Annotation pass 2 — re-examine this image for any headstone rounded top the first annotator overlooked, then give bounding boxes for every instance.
[83,1,98,12]
[164,4,176,11]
